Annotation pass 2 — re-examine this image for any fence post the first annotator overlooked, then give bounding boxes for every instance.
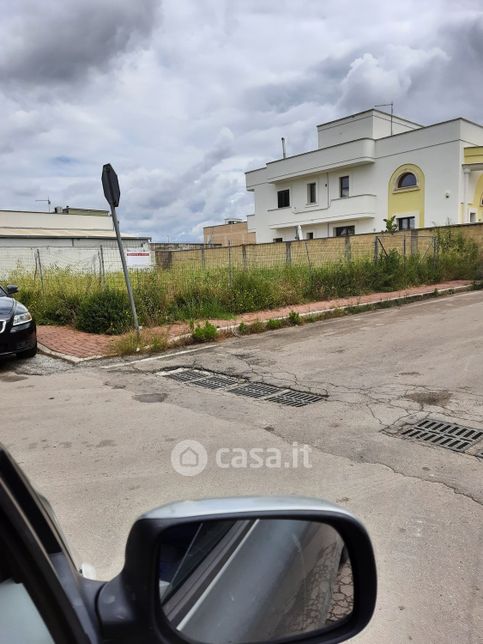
[99,245,105,286]
[200,247,206,270]
[285,241,292,266]
[242,244,248,271]
[344,235,351,261]
[410,229,418,255]
[36,249,44,291]
[403,236,407,258]
[373,236,379,262]
[228,241,233,288]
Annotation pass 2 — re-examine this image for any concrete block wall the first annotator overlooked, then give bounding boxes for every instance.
[154,223,483,272]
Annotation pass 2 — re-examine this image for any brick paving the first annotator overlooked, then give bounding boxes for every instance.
[37,280,472,360]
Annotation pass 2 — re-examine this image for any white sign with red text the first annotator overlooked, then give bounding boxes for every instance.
[126,248,151,268]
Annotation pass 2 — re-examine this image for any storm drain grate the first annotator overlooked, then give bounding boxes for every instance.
[230,382,283,399]
[399,427,473,453]
[393,418,483,456]
[266,390,327,407]
[160,368,325,407]
[192,375,241,389]
[166,369,208,383]
[414,419,483,442]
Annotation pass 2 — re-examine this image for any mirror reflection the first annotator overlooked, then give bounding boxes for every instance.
[158,518,353,644]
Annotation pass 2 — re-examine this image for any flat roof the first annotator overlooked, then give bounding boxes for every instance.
[204,221,248,229]
[0,208,109,215]
[0,227,150,240]
[316,108,424,129]
[246,116,483,175]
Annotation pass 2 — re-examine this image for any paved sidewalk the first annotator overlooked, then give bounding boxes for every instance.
[37,280,472,361]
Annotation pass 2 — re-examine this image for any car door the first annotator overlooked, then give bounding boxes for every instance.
[0,446,102,644]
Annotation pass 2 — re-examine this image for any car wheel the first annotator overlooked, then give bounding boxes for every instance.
[16,344,37,359]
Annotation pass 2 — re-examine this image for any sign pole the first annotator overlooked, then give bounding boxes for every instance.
[101,163,140,340]
[111,203,140,339]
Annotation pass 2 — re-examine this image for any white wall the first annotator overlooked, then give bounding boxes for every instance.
[317,111,420,148]
[0,210,115,232]
[0,238,151,277]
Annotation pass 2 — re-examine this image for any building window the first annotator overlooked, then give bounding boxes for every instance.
[398,216,415,230]
[277,189,290,208]
[307,182,317,204]
[470,212,477,223]
[273,237,283,243]
[334,225,355,237]
[397,172,417,189]
[339,176,349,198]
[306,232,314,240]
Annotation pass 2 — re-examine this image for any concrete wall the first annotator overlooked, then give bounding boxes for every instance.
[0,210,114,232]
[0,238,151,277]
[155,221,483,272]
[317,110,421,148]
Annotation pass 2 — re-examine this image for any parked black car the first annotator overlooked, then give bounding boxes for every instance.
[0,284,37,359]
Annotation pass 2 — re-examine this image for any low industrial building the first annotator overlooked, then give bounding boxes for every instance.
[0,207,151,276]
[246,109,483,243]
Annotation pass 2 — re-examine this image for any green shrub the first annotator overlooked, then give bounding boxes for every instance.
[288,310,302,325]
[266,318,284,330]
[191,321,218,343]
[238,322,249,335]
[76,288,132,335]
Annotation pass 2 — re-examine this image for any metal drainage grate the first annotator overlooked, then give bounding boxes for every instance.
[394,418,483,455]
[230,382,282,399]
[160,368,325,407]
[266,390,327,408]
[166,369,208,383]
[414,419,483,442]
[399,427,473,453]
[192,375,241,389]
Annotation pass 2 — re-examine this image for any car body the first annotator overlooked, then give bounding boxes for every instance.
[161,518,347,643]
[0,445,377,643]
[0,284,37,359]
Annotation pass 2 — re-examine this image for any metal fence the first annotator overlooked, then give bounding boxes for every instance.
[154,231,437,273]
[0,242,152,282]
[0,232,440,284]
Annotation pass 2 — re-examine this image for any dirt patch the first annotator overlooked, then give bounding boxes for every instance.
[406,390,452,407]
[133,393,168,404]
[0,374,28,382]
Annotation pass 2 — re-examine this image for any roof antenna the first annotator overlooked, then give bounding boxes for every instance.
[35,196,51,212]
[374,102,394,135]
[281,137,287,159]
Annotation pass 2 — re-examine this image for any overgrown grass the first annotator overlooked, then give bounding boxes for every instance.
[111,328,169,356]
[8,230,479,334]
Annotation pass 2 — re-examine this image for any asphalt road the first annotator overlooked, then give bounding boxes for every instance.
[1,290,483,644]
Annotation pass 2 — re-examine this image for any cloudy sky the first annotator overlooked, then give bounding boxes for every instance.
[1,0,482,240]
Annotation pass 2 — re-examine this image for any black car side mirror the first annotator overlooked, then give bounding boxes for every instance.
[6,285,18,295]
[98,497,377,644]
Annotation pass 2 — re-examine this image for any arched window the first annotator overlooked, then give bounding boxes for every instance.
[397,172,417,188]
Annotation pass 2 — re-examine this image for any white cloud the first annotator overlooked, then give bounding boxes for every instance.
[0,0,482,240]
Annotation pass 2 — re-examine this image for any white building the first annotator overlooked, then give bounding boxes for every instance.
[245,109,483,243]
[0,207,151,275]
